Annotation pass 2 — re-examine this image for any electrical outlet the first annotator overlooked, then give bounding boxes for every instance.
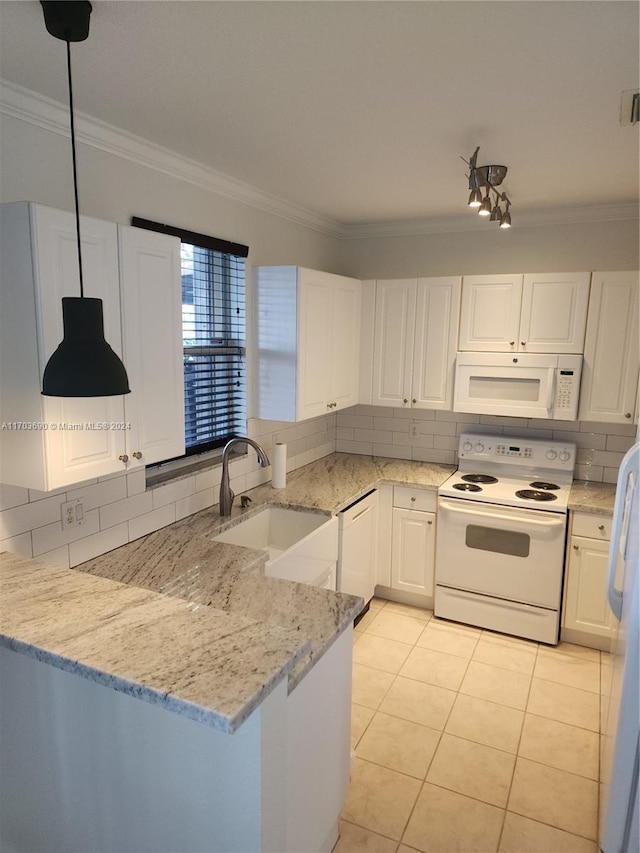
[410,420,420,440]
[61,498,85,528]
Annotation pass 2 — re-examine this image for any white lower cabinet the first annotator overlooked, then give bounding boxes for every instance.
[338,490,378,605]
[376,485,436,607]
[0,202,184,490]
[562,512,615,650]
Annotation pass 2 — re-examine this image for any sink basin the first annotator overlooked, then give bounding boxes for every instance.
[214,506,338,588]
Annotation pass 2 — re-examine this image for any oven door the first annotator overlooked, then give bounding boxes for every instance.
[435,498,567,608]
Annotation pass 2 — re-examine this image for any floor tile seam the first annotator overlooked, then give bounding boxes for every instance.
[388,670,459,698]
[512,753,601,787]
[369,707,449,741]
[350,749,430,783]
[499,656,538,818]
[501,809,600,845]
[458,684,528,713]
[529,673,601,697]
[505,802,599,843]
[538,647,602,665]
[419,774,511,813]
[441,725,523,758]
[357,628,416,651]
[523,708,603,737]
[337,817,399,847]
[465,655,538,684]
[416,639,480,661]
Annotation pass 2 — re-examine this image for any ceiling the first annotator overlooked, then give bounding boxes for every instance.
[0,0,638,231]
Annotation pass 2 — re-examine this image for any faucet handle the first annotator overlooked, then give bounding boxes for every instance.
[240,495,251,509]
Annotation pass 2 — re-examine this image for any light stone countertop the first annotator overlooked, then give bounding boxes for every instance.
[568,480,617,516]
[2,451,615,736]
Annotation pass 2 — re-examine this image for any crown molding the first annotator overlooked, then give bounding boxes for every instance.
[0,79,344,238]
[2,80,638,242]
[339,202,640,240]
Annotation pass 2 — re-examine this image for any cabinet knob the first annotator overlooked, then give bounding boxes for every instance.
[521,341,526,346]
[119,454,129,464]
[132,451,143,460]
[411,496,416,502]
[510,341,515,346]
[427,519,433,525]
[573,544,579,550]
[403,398,408,404]
[412,398,417,404]
[625,412,632,419]
[598,524,605,531]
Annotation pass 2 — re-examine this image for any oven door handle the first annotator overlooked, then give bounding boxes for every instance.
[438,498,566,529]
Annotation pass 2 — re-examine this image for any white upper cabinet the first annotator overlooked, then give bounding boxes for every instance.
[371,277,461,409]
[256,266,361,422]
[118,225,184,468]
[579,271,639,424]
[459,273,590,353]
[0,203,184,490]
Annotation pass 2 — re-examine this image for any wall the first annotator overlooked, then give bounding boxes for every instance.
[336,405,636,483]
[337,219,640,280]
[0,415,336,569]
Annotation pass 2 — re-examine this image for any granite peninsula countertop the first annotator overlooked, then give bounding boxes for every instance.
[1,452,616,737]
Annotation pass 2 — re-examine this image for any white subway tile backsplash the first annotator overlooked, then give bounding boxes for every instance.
[574,463,604,481]
[69,523,129,567]
[372,443,412,460]
[337,414,374,430]
[375,416,408,432]
[422,420,456,436]
[28,484,73,501]
[175,489,215,520]
[0,484,30,511]
[32,509,100,556]
[392,407,435,420]
[455,422,501,436]
[151,476,195,510]
[99,492,153,530]
[35,545,70,569]
[603,467,620,484]
[436,411,479,423]
[127,469,146,497]
[580,421,636,436]
[434,435,459,450]
[606,434,635,453]
[67,476,128,512]
[128,504,176,541]
[552,430,606,449]
[502,427,554,441]
[336,427,354,441]
[355,429,393,444]
[336,439,373,455]
[0,494,65,540]
[480,415,530,428]
[195,466,222,492]
[412,447,455,464]
[0,531,32,558]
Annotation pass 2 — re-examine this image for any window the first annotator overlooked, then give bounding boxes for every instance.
[131,217,248,459]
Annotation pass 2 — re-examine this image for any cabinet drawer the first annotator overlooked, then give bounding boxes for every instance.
[571,513,611,540]
[393,486,437,512]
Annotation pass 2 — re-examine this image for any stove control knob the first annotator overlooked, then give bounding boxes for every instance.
[462,440,473,452]
[474,442,484,453]
[559,450,571,462]
[546,450,557,460]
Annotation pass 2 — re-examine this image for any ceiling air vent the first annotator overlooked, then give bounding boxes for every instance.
[620,89,639,126]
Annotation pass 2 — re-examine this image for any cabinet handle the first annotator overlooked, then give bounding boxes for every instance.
[625,412,632,419]
[132,451,142,460]
[119,454,129,464]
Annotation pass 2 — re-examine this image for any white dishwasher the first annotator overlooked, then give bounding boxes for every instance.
[338,489,378,606]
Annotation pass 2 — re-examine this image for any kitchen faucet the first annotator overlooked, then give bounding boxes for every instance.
[219,437,270,516]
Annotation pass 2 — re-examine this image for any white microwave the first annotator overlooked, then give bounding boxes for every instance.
[453,352,583,421]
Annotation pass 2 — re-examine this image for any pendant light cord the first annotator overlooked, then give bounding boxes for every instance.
[66,39,84,298]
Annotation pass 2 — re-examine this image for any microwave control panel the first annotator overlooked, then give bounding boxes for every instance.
[554,367,580,413]
[458,433,577,472]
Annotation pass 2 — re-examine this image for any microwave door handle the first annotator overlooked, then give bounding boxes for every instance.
[546,369,557,415]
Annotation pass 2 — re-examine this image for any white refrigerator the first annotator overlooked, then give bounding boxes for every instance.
[600,442,639,853]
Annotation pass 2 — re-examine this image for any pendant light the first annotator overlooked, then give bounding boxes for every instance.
[40,1,130,397]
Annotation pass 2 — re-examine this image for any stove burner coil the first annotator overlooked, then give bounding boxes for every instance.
[461,474,498,484]
[515,489,558,502]
[529,481,560,491]
[452,482,482,492]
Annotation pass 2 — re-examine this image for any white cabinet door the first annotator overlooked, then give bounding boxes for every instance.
[330,275,361,412]
[119,226,184,468]
[579,271,639,424]
[339,492,378,603]
[458,275,523,351]
[256,266,361,422]
[298,271,333,420]
[412,277,461,409]
[0,202,129,490]
[391,507,435,597]
[563,535,616,638]
[520,273,590,353]
[371,280,416,407]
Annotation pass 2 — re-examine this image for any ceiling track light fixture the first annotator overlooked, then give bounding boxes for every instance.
[461,146,512,229]
[40,1,130,397]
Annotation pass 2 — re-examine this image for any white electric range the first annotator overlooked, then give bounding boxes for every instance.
[435,432,576,644]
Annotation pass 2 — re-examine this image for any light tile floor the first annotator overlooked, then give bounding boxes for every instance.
[336,598,608,853]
